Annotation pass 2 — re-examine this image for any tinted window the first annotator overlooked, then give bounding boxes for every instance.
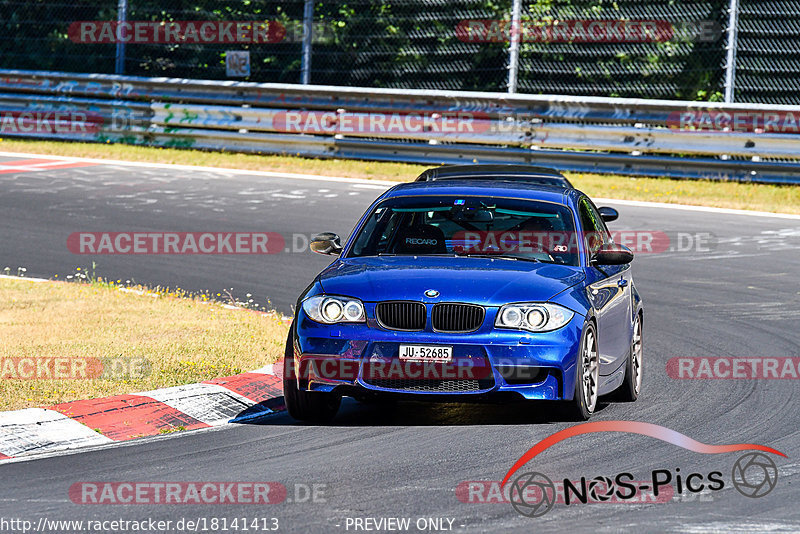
[578,197,609,256]
[348,196,579,266]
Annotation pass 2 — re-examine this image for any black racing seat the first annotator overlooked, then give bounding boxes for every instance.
[393,224,448,254]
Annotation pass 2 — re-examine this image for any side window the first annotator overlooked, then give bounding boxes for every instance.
[351,207,399,256]
[578,198,607,255]
[586,199,612,243]
[351,210,381,256]
[376,212,402,252]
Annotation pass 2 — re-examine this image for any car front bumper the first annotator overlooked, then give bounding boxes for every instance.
[289,309,584,402]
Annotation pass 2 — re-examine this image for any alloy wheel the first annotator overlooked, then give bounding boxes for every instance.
[632,315,643,395]
[582,330,599,412]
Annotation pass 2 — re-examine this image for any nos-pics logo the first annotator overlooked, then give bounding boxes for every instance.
[503,421,784,518]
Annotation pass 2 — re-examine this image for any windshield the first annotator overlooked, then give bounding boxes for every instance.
[347,195,579,266]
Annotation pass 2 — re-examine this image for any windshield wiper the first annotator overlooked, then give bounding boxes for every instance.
[455,253,540,263]
[377,253,455,257]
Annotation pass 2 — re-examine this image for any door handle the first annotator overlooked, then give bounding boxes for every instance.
[617,278,629,287]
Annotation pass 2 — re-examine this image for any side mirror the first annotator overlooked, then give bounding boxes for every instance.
[598,206,619,222]
[310,232,342,256]
[591,243,634,265]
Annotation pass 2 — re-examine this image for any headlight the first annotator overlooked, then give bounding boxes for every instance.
[500,306,524,327]
[303,295,365,324]
[495,303,574,332]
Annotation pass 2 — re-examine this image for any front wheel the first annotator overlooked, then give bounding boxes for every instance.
[283,328,341,424]
[564,322,599,421]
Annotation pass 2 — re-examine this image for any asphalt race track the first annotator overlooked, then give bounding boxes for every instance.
[1,156,799,533]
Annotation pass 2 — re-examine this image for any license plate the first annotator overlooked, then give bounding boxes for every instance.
[398,344,453,363]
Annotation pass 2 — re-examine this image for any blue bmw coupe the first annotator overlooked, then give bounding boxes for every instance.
[284,165,643,422]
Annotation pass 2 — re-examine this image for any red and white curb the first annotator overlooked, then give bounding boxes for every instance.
[0,364,284,462]
[0,156,98,175]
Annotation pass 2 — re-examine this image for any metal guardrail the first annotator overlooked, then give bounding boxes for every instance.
[1,69,800,184]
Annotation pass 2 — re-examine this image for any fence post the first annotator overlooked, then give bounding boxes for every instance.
[115,0,128,75]
[723,0,740,103]
[301,0,314,84]
[506,0,522,93]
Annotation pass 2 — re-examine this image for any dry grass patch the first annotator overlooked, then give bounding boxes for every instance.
[569,173,800,214]
[0,277,289,411]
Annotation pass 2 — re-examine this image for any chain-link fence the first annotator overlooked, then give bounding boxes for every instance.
[736,0,800,105]
[0,0,797,103]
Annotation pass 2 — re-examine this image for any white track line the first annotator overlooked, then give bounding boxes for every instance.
[0,274,49,282]
[593,198,800,220]
[0,149,796,219]
[251,364,275,375]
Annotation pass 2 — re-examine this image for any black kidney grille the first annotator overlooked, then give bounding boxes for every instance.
[432,303,485,333]
[376,301,426,331]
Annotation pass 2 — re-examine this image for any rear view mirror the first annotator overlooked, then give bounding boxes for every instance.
[591,243,633,265]
[598,206,619,222]
[310,233,342,255]
[453,208,493,223]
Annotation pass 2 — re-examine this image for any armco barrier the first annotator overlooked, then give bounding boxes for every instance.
[2,69,800,184]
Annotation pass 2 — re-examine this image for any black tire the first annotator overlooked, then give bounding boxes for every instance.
[614,313,643,402]
[283,327,341,424]
[563,322,599,421]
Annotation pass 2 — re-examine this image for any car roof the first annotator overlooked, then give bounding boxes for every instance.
[414,164,573,188]
[380,178,581,206]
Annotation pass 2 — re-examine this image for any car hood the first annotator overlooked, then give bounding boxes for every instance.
[317,256,585,306]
